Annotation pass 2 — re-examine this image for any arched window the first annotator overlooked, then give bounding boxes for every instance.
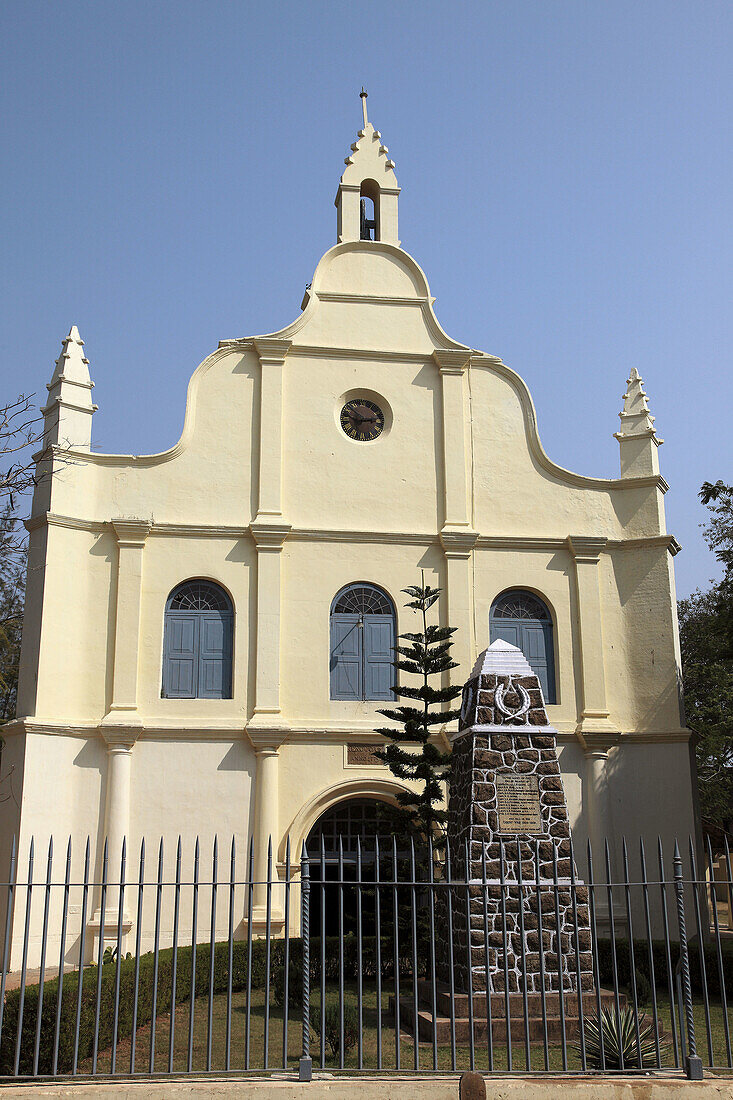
[330,583,395,701]
[490,589,556,704]
[162,580,233,699]
[360,179,380,240]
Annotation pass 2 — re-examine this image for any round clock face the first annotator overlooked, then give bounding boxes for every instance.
[340,398,385,442]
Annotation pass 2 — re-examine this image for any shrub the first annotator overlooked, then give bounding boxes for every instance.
[272,934,418,1011]
[580,1006,661,1069]
[0,937,275,1076]
[310,1002,359,1060]
[631,966,651,1007]
[594,936,733,999]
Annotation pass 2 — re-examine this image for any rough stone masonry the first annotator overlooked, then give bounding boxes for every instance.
[440,639,594,995]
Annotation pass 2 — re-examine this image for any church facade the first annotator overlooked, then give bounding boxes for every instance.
[1,98,697,963]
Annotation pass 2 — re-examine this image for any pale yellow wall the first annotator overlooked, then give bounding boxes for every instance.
[282,353,441,532]
[135,535,256,721]
[23,524,113,722]
[3,227,695,966]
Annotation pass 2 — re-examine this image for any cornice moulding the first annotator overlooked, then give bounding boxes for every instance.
[289,345,432,363]
[433,349,471,373]
[41,397,98,416]
[22,514,678,553]
[289,527,436,546]
[250,521,292,549]
[316,292,428,308]
[567,535,608,563]
[46,375,95,392]
[253,337,291,363]
[4,717,691,746]
[440,528,479,557]
[111,518,152,545]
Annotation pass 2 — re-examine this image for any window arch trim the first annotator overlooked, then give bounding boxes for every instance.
[331,581,395,617]
[491,588,552,622]
[166,578,233,613]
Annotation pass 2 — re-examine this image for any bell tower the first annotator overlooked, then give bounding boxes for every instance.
[334,90,401,246]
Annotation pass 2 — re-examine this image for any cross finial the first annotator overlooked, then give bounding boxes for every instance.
[360,87,368,128]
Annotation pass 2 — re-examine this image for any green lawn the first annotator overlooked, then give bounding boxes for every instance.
[78,982,733,1075]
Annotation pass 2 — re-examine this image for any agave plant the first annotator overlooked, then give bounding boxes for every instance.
[580,1005,661,1069]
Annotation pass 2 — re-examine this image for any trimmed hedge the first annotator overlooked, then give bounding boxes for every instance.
[595,936,733,998]
[274,934,421,1010]
[0,937,277,1076]
[3,933,732,1074]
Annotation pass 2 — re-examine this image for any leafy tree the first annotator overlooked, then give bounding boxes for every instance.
[0,507,24,720]
[678,586,733,827]
[699,480,733,655]
[677,480,733,828]
[375,578,462,840]
[0,394,45,727]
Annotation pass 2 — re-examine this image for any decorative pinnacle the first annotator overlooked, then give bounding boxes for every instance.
[360,87,368,128]
[50,324,92,387]
[616,366,658,438]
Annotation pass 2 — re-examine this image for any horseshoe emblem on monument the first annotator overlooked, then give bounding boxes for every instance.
[494,676,531,722]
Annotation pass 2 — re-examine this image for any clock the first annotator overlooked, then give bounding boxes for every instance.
[340,398,385,442]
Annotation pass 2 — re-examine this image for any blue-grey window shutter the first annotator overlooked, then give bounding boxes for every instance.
[330,614,362,700]
[164,614,199,698]
[363,614,394,700]
[490,615,556,704]
[198,612,233,699]
[490,620,521,651]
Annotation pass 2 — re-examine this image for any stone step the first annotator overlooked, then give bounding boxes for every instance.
[417,980,619,1019]
[394,995,661,1046]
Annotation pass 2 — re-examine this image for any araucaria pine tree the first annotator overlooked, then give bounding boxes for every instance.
[375,579,463,839]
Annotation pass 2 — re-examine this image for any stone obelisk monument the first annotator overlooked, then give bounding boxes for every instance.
[444,639,594,996]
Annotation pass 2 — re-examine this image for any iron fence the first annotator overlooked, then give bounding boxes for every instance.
[0,831,730,1080]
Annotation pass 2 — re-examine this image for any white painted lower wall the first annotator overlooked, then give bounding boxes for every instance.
[0,729,699,968]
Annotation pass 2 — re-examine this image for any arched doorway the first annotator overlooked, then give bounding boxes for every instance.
[305,797,408,937]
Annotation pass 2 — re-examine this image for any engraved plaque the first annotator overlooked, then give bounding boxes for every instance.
[347,743,382,766]
[496,774,543,834]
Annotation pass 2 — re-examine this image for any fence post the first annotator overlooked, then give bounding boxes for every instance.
[673,840,703,1080]
[299,842,312,1083]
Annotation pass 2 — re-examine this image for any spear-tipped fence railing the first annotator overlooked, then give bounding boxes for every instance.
[0,833,728,1079]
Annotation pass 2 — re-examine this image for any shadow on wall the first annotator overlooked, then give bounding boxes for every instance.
[224,539,258,722]
[409,363,444,528]
[72,737,106,885]
[88,532,117,714]
[217,742,257,860]
[230,353,263,525]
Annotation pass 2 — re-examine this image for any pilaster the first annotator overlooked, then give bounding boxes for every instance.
[581,733,623,933]
[439,528,478,684]
[90,727,140,948]
[247,729,287,935]
[253,338,290,522]
[567,536,617,736]
[249,520,291,725]
[434,350,472,530]
[102,519,151,725]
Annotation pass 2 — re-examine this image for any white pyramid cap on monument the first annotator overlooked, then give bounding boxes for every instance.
[469,638,534,680]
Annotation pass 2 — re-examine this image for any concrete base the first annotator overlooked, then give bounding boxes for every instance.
[0,1074,730,1098]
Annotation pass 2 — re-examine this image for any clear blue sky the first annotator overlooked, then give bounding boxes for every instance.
[1,1,730,597]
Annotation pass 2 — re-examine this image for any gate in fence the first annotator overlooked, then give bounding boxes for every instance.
[0,830,729,1081]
